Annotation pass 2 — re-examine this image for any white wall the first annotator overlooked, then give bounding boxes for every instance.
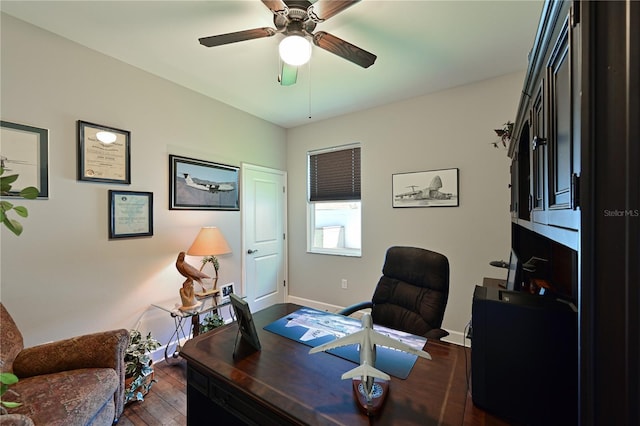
[1,13,524,349]
[286,71,523,341]
[0,14,286,347]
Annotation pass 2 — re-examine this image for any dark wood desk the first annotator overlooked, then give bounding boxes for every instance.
[181,303,507,425]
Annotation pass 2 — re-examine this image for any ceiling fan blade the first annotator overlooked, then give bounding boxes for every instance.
[262,0,289,16]
[307,0,361,22]
[312,31,376,68]
[199,27,276,47]
[279,62,298,86]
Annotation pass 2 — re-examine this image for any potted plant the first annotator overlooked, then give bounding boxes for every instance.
[1,169,34,422]
[200,312,224,333]
[1,167,39,235]
[124,330,160,404]
[0,372,22,414]
[491,121,514,149]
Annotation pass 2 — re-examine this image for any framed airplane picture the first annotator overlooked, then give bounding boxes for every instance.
[392,168,459,208]
[169,154,239,210]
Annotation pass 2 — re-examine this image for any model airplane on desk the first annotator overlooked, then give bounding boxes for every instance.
[309,313,431,416]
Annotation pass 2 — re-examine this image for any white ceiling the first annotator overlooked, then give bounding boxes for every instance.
[1,0,543,128]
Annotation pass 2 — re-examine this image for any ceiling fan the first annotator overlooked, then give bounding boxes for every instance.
[198,0,377,86]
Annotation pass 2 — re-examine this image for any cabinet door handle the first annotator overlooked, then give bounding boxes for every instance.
[529,194,533,212]
[247,249,258,254]
[532,136,547,150]
[571,173,580,210]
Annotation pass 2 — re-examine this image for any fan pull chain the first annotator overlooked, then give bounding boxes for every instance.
[308,58,312,120]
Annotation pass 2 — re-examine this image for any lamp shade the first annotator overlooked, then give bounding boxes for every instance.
[279,35,312,66]
[187,227,232,256]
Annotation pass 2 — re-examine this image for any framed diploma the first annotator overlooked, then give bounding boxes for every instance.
[0,120,49,198]
[108,190,153,239]
[78,121,131,184]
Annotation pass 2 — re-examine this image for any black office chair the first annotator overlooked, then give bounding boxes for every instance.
[339,246,450,339]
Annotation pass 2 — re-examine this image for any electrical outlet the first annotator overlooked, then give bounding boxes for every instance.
[341,279,348,289]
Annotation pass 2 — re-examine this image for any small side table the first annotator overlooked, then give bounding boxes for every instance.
[152,292,231,364]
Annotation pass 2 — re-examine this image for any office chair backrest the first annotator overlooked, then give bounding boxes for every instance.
[371,246,450,337]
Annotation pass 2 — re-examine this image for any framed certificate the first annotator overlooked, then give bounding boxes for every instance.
[78,120,131,184]
[0,120,49,198]
[108,190,153,239]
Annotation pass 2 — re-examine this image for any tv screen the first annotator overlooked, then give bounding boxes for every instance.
[506,249,520,291]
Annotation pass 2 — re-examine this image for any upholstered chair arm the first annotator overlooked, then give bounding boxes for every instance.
[337,301,373,317]
[12,329,128,377]
[12,329,129,418]
[0,413,35,425]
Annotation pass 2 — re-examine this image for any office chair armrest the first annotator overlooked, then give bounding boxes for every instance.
[425,328,449,340]
[337,301,373,316]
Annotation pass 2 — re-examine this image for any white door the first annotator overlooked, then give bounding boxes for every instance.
[241,163,287,312]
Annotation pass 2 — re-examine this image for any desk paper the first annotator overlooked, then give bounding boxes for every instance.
[264,307,427,379]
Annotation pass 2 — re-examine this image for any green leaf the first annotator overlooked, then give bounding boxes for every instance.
[1,200,15,210]
[13,206,28,218]
[3,219,23,236]
[0,372,19,385]
[1,401,22,408]
[20,186,39,199]
[0,173,19,185]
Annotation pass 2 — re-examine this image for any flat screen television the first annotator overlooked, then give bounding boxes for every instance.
[505,249,520,291]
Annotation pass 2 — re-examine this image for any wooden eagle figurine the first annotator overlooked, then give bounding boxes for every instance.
[176,251,210,310]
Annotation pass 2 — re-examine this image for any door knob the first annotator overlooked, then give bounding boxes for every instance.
[247,249,258,254]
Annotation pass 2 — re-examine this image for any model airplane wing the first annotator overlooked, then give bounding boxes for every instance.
[309,328,431,360]
[341,362,390,381]
[368,331,432,360]
[308,329,367,354]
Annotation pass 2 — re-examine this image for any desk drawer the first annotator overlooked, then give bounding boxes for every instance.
[187,365,299,426]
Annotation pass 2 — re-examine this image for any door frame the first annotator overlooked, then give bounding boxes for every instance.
[240,162,288,303]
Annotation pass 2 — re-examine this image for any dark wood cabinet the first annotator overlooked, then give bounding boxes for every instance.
[508,1,639,425]
[511,1,580,237]
[531,80,547,222]
[547,12,580,230]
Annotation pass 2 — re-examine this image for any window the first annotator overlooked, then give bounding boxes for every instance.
[307,145,361,256]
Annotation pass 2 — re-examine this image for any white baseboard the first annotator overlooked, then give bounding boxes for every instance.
[443,331,471,348]
[286,295,345,313]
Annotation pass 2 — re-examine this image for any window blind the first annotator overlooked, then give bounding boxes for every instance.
[309,146,361,201]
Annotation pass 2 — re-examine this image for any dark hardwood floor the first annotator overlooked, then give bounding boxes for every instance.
[118,359,187,426]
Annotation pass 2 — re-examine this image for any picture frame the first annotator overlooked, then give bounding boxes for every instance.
[78,120,131,184]
[392,168,459,208]
[108,190,153,239]
[0,120,49,198]
[169,154,239,210]
[220,282,235,304]
[230,293,261,354]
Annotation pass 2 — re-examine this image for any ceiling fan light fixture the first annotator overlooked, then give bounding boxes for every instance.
[279,35,311,66]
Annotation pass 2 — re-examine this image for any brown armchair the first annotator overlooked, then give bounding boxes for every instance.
[338,246,450,339]
[0,303,129,426]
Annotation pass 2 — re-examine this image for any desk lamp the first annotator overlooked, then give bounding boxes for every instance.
[187,226,232,297]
